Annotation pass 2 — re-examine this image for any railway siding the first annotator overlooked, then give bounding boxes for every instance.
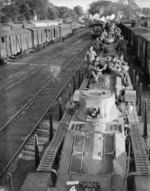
[0,41,91,177]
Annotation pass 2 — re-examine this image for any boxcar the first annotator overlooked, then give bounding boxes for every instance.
[70,22,80,32]
[22,23,36,28]
[0,28,32,58]
[46,25,61,42]
[0,24,12,31]
[27,27,48,48]
[121,23,131,40]
[131,28,150,56]
[59,24,72,38]
[136,33,150,70]
[7,24,23,30]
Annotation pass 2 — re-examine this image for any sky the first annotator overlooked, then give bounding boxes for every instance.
[49,0,150,10]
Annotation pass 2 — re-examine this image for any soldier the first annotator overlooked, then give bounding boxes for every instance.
[85,45,97,65]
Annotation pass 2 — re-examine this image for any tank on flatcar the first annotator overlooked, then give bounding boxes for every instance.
[21,73,128,191]
[91,21,105,38]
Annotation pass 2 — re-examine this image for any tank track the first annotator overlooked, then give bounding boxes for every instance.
[128,106,150,174]
[37,111,71,171]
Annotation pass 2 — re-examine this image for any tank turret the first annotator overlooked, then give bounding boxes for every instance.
[76,89,119,123]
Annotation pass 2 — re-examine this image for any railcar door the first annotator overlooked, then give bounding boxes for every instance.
[147,42,150,77]
[137,36,141,61]
[6,36,11,57]
[10,35,17,55]
[16,34,21,53]
[0,36,7,58]
[142,39,146,69]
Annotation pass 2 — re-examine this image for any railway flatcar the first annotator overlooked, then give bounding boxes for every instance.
[0,28,32,58]
[21,70,150,191]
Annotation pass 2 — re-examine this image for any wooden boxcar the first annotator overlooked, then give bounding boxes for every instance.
[7,24,23,30]
[120,23,131,40]
[59,24,72,38]
[131,28,150,56]
[22,23,36,28]
[28,27,48,48]
[0,28,32,58]
[0,24,12,31]
[136,33,150,71]
[46,25,61,43]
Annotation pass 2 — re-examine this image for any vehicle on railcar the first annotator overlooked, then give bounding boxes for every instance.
[20,60,150,191]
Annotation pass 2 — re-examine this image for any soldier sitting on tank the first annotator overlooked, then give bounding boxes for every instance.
[66,99,79,114]
[88,60,104,83]
[107,58,129,86]
[87,107,100,119]
[95,56,107,72]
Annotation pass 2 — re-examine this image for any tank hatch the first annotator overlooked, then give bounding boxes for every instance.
[69,133,115,175]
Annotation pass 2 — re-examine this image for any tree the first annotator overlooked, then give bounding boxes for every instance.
[74,5,83,17]
[57,6,72,19]
[1,3,20,22]
[47,3,59,20]
[15,0,32,21]
[142,7,150,17]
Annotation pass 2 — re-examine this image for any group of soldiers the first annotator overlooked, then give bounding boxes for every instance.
[85,24,130,86]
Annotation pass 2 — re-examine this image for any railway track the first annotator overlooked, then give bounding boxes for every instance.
[0,39,91,179]
[0,30,90,130]
[0,30,89,83]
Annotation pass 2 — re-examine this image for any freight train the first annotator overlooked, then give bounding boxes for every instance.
[119,23,150,81]
[21,53,150,191]
[0,22,81,59]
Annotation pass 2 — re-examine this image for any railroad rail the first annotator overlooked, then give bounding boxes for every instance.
[0,40,91,178]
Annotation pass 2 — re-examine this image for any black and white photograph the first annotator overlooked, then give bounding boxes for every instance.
[0,0,150,190]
